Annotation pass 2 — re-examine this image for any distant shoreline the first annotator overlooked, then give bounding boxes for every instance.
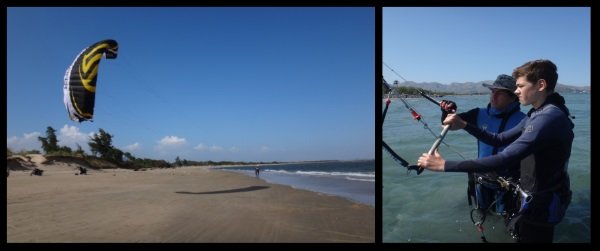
[383,93,488,99]
[7,154,374,171]
[209,159,375,168]
[383,92,589,99]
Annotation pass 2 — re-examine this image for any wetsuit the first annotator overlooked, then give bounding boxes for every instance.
[445,93,573,242]
[457,101,525,215]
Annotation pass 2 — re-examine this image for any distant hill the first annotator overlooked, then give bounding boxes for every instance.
[391,80,590,95]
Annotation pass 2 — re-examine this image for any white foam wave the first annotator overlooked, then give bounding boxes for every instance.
[345,177,375,182]
[265,169,374,178]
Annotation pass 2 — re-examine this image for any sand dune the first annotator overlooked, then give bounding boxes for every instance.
[7,157,374,243]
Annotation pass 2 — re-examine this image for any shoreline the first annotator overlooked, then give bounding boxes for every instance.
[225,169,375,207]
[213,160,375,207]
[7,164,374,242]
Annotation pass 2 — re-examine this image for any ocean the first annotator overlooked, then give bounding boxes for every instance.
[383,93,590,243]
[215,160,375,207]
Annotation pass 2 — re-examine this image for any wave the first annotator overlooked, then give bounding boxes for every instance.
[265,169,375,178]
[345,177,375,182]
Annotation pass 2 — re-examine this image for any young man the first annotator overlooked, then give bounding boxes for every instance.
[418,59,573,243]
[441,74,526,218]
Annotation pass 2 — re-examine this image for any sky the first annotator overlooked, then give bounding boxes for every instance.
[383,7,590,86]
[7,7,375,162]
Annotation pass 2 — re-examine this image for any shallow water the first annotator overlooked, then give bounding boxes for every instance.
[383,93,590,243]
[217,160,375,207]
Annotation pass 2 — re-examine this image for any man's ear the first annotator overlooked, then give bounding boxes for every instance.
[537,79,547,92]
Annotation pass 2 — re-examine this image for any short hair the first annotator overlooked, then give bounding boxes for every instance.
[512,59,558,92]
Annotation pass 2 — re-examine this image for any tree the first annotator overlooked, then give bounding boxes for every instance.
[175,156,182,167]
[89,128,113,157]
[38,126,60,154]
[75,144,85,156]
[156,159,171,168]
[123,152,136,162]
[107,148,124,163]
[58,145,73,154]
[88,128,122,162]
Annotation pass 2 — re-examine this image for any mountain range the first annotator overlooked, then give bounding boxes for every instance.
[391,80,590,94]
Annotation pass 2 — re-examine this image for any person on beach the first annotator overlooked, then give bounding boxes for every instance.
[31,168,44,176]
[418,59,573,243]
[255,165,260,177]
[78,166,87,175]
[440,74,526,219]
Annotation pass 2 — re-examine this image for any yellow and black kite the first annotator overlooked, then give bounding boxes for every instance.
[63,39,118,122]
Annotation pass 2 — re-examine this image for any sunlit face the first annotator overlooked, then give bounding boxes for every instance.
[489,89,516,110]
[515,76,544,108]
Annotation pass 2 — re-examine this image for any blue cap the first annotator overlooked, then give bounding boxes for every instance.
[482,74,517,92]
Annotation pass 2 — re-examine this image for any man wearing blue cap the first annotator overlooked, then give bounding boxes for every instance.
[441,74,526,219]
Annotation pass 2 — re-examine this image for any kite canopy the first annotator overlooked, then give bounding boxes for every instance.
[63,39,118,122]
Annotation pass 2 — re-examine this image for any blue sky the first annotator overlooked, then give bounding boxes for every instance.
[7,7,375,162]
[383,7,590,86]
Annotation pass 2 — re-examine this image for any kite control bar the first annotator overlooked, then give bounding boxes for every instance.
[407,90,454,174]
[418,89,441,106]
[407,124,450,174]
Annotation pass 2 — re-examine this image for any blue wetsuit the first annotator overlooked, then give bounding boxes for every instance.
[457,101,525,214]
[446,93,573,242]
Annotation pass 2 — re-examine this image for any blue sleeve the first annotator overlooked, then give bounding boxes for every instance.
[445,113,550,173]
[463,117,526,147]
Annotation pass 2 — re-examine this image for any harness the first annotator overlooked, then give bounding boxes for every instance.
[467,103,524,242]
[467,103,522,208]
[470,176,533,242]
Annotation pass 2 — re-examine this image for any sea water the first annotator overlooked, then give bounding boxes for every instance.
[217,160,375,207]
[383,93,590,243]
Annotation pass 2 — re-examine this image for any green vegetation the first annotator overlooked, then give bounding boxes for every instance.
[38,127,60,154]
[88,128,124,164]
[7,148,41,157]
[393,86,454,96]
[9,126,282,170]
[172,155,279,167]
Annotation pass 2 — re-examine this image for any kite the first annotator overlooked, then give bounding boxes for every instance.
[63,39,118,122]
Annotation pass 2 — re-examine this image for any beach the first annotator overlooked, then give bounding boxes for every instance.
[7,156,374,243]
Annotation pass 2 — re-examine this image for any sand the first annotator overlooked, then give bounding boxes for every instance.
[6,155,374,243]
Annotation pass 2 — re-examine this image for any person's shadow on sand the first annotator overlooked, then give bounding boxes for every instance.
[175,186,269,195]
